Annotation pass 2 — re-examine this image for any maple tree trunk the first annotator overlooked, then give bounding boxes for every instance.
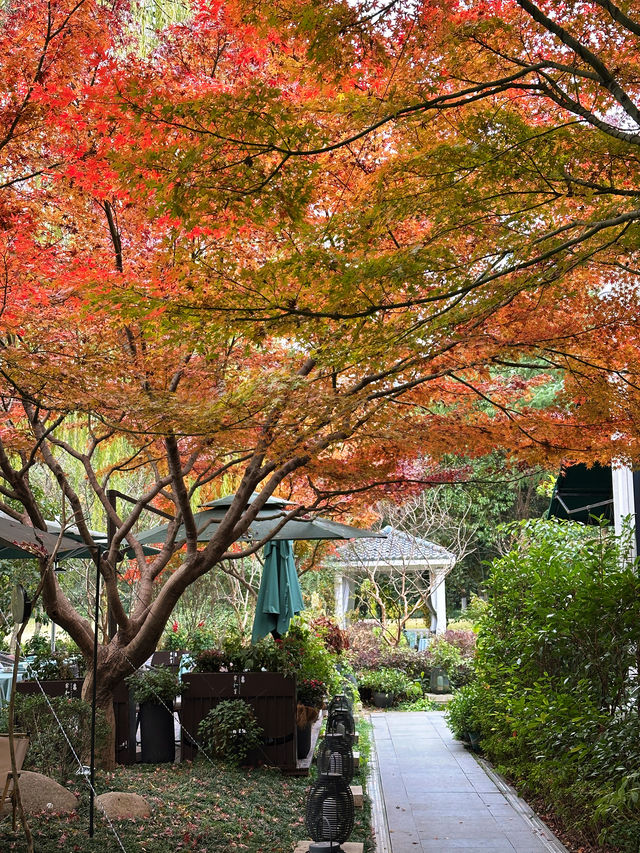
[81,672,116,772]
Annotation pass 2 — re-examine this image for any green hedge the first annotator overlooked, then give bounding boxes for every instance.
[13,693,109,784]
[454,519,640,851]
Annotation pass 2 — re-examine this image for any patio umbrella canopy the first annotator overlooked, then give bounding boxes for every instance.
[546,463,614,525]
[136,493,386,546]
[44,520,160,560]
[250,540,305,643]
[135,491,385,642]
[0,515,82,560]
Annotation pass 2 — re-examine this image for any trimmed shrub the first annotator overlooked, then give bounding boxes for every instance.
[197,699,264,765]
[357,668,421,703]
[457,519,640,850]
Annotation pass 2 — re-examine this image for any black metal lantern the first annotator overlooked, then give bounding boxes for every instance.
[326,707,356,743]
[328,694,352,716]
[316,734,354,784]
[305,773,354,852]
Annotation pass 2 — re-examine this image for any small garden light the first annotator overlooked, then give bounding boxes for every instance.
[325,707,356,744]
[304,771,354,853]
[316,734,354,784]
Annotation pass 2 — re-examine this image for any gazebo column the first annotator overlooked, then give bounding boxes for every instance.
[430,568,447,634]
[612,462,638,562]
[334,573,353,629]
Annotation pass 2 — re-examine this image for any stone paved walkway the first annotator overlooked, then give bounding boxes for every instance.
[370,711,569,853]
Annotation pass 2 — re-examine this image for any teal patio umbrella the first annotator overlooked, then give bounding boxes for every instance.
[44,519,160,560]
[0,512,159,561]
[250,540,305,644]
[135,491,384,643]
[0,516,81,560]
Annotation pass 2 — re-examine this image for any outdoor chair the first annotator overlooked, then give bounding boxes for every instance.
[0,733,29,829]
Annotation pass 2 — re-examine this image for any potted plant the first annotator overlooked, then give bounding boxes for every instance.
[126,666,183,763]
[445,681,483,751]
[357,668,415,708]
[295,678,325,759]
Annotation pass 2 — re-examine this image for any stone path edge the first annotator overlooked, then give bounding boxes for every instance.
[473,754,568,853]
[365,713,392,853]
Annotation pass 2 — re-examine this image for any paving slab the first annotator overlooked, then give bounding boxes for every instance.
[370,711,568,853]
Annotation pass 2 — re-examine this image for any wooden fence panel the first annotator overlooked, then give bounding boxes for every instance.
[181,672,297,771]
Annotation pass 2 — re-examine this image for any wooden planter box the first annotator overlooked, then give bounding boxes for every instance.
[181,672,297,771]
[16,679,136,765]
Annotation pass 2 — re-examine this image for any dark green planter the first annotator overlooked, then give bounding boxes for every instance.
[372,691,395,708]
[297,724,312,759]
[139,701,175,763]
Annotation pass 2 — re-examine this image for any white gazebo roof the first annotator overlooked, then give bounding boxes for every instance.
[332,525,456,570]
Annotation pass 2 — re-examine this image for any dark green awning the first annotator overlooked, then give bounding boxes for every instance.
[547,463,613,525]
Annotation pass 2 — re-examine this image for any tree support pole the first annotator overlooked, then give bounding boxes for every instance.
[89,545,101,838]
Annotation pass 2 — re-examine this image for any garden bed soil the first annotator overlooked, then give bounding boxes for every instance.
[527,796,615,853]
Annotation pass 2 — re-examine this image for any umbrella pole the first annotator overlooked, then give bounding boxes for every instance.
[50,559,59,654]
[89,545,101,837]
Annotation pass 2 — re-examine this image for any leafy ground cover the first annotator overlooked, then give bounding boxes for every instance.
[1,753,374,853]
[2,718,374,853]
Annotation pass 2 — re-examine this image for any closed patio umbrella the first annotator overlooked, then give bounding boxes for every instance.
[250,540,305,644]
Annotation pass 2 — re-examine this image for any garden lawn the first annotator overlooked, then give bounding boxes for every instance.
[1,757,373,853]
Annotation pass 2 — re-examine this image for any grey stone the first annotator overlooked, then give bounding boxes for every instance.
[95,791,151,820]
[11,770,78,815]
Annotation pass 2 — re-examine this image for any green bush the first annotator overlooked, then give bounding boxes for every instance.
[197,699,264,764]
[396,694,437,711]
[430,637,474,688]
[126,666,183,705]
[163,620,218,654]
[357,667,420,699]
[600,818,640,853]
[13,693,109,783]
[430,637,463,672]
[479,519,638,712]
[445,681,486,740]
[466,519,640,850]
[279,622,342,694]
[23,635,50,658]
[23,636,86,680]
